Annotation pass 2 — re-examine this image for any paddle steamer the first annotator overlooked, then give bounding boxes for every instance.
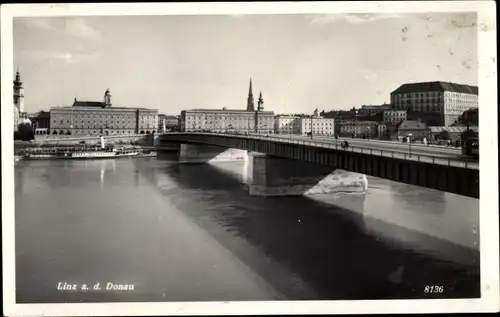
[19,136,156,160]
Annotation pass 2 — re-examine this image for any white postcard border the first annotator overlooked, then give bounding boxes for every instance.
[2,1,498,316]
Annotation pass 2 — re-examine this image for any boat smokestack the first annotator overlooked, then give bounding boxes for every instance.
[100,135,105,149]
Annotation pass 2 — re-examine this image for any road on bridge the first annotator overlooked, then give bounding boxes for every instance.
[271,134,467,160]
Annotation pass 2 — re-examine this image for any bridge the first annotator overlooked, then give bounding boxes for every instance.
[157,132,479,199]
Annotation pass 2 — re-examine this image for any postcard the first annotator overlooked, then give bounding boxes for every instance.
[2,1,498,316]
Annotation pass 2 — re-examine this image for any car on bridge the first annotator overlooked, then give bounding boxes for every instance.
[462,137,479,159]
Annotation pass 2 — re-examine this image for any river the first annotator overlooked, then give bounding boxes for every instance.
[14,153,480,303]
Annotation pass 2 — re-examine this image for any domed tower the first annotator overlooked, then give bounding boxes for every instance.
[257,91,264,112]
[13,70,24,131]
[14,70,24,113]
[104,88,112,107]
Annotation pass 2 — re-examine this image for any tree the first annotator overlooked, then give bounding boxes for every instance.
[15,123,35,141]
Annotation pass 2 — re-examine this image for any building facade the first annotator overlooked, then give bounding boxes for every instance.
[158,114,179,132]
[377,123,388,138]
[358,104,392,116]
[274,115,300,134]
[180,109,274,133]
[390,81,478,126]
[383,110,407,125]
[397,120,429,140]
[180,80,275,133]
[49,89,158,135]
[339,120,378,137]
[13,70,25,132]
[158,114,167,132]
[28,111,51,135]
[297,109,335,136]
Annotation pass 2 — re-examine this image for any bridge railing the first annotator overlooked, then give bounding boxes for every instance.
[161,132,479,170]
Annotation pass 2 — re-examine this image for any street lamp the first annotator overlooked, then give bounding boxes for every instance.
[310,114,313,139]
[408,133,412,157]
[354,110,358,138]
[255,110,258,134]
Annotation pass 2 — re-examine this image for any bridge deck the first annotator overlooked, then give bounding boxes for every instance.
[162,132,478,170]
[159,132,479,199]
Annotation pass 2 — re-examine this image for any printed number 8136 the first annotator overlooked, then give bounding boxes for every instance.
[424,286,444,293]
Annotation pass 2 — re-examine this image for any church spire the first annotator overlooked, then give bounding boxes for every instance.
[246,78,255,111]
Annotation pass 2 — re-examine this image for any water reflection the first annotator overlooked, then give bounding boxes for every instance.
[14,156,480,302]
[192,159,478,263]
[136,158,480,299]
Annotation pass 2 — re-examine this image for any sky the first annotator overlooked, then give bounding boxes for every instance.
[13,12,478,115]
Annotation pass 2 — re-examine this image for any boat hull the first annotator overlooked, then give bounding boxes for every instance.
[21,152,156,161]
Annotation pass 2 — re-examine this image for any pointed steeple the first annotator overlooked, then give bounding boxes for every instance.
[247,78,255,111]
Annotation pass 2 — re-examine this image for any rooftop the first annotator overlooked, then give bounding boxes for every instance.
[184,109,274,114]
[429,126,479,133]
[398,119,427,129]
[360,104,392,110]
[275,114,298,118]
[51,106,156,111]
[391,81,478,95]
[73,101,106,108]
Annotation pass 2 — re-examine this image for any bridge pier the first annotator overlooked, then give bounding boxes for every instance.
[247,152,368,197]
[178,143,248,164]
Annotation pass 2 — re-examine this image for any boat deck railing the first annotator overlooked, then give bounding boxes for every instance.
[21,145,145,155]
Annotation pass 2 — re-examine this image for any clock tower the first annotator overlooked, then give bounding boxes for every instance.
[13,70,24,131]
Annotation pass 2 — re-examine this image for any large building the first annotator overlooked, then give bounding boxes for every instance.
[13,70,25,132]
[339,120,378,137]
[274,115,301,134]
[180,108,274,133]
[358,104,392,116]
[49,89,158,135]
[390,81,478,126]
[180,80,274,133]
[298,109,336,136]
[274,110,335,136]
[383,109,407,125]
